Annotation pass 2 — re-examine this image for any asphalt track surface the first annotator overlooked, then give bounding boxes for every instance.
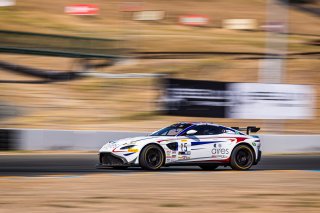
[0,154,320,176]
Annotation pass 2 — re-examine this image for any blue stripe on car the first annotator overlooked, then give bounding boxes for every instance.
[191,148,206,150]
[124,153,135,156]
[191,141,225,146]
[131,137,154,143]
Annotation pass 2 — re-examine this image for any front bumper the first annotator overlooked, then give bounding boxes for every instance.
[97,152,129,167]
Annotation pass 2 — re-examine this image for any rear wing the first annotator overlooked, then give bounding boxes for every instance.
[231,126,260,135]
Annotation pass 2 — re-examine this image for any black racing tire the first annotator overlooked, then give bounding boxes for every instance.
[139,144,165,170]
[112,166,129,170]
[230,145,254,170]
[199,164,219,170]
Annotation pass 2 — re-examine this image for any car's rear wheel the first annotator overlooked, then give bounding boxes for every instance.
[199,164,219,170]
[139,144,164,170]
[230,145,254,170]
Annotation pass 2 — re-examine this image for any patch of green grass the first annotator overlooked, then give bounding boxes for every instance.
[46,204,76,208]
[89,196,116,200]
[0,150,33,154]
[159,203,186,208]
[283,201,320,208]
[0,202,11,205]
[249,193,288,197]
[119,111,158,121]
[238,205,258,209]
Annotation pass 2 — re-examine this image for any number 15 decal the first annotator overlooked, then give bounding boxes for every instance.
[180,143,188,152]
[179,142,191,155]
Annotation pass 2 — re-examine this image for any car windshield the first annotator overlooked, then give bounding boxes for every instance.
[150,123,192,136]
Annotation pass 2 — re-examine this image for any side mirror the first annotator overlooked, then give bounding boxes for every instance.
[186,129,197,135]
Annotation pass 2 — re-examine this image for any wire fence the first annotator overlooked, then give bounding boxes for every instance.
[0,30,130,58]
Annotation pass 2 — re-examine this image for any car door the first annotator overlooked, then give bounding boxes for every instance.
[177,125,225,161]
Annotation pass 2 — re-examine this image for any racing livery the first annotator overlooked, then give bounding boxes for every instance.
[98,122,261,170]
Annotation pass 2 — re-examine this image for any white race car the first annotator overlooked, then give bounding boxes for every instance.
[97,122,261,170]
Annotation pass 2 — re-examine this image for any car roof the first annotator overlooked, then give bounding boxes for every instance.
[175,122,245,135]
[176,122,220,126]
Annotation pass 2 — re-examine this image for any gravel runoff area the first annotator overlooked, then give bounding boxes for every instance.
[0,170,319,213]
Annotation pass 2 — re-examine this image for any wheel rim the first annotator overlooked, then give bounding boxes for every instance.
[235,148,253,168]
[146,148,162,168]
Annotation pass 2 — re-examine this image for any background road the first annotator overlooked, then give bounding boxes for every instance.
[0,154,319,176]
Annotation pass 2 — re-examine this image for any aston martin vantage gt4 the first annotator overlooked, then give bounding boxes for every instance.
[98,122,261,170]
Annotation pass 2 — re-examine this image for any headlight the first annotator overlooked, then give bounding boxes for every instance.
[120,145,136,150]
[104,141,117,149]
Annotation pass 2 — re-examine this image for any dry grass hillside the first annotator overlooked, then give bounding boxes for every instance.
[0,0,319,133]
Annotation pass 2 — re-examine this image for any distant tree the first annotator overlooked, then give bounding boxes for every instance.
[288,0,316,3]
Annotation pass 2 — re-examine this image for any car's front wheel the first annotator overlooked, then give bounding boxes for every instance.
[199,164,219,170]
[139,144,164,170]
[230,145,254,170]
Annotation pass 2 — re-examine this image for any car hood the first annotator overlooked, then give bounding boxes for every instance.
[100,135,174,152]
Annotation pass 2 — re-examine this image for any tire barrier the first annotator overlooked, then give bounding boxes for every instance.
[0,129,18,151]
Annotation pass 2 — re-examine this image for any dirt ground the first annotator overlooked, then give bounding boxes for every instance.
[0,170,319,213]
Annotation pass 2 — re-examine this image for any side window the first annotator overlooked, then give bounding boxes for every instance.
[183,125,224,136]
[193,125,209,135]
[221,127,236,134]
[205,126,224,135]
[167,128,182,136]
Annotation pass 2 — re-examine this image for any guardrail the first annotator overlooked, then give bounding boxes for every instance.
[1,129,319,153]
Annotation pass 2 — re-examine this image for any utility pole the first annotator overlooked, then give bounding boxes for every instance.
[259,0,289,133]
[260,0,288,83]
